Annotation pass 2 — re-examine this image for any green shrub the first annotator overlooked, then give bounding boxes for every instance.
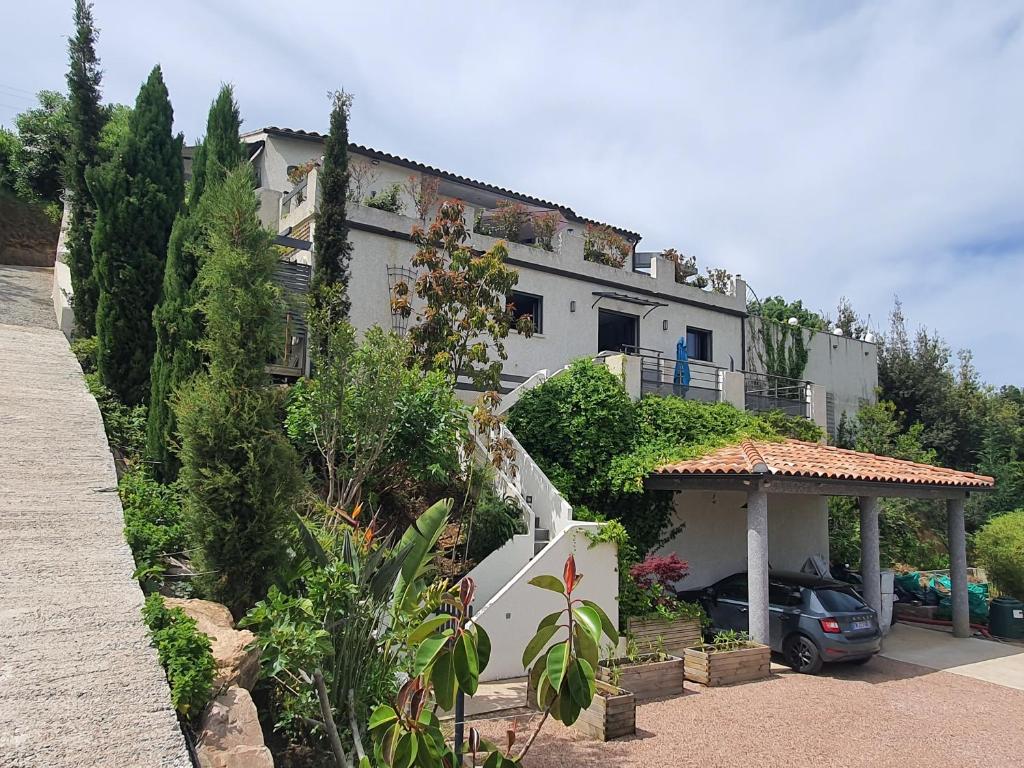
[466,483,526,562]
[363,182,402,214]
[71,335,98,374]
[120,465,187,582]
[142,593,215,719]
[84,371,147,459]
[975,510,1024,599]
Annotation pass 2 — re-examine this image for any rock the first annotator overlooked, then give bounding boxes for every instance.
[164,597,260,691]
[196,686,273,768]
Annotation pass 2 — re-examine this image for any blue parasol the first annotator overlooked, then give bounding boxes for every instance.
[674,336,691,393]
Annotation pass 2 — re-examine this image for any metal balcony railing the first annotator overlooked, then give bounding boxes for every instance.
[742,371,810,417]
[622,346,723,403]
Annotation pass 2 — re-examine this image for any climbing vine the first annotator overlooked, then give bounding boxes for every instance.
[747,296,826,381]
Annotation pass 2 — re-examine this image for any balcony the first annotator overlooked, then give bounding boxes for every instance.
[742,371,811,418]
[626,348,724,403]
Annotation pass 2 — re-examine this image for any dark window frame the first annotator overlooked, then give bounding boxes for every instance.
[686,326,713,362]
[597,307,640,353]
[508,290,543,335]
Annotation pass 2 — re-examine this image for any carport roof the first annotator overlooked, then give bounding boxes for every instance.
[648,439,994,496]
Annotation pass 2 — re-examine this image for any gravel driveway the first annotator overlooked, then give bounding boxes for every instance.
[475,657,1024,768]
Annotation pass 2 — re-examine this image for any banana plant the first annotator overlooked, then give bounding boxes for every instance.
[522,554,618,728]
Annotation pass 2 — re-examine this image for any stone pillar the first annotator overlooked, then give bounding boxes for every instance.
[858,497,881,617]
[947,497,970,638]
[747,488,770,645]
[721,370,746,410]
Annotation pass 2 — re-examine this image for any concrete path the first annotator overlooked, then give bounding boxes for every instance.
[881,621,1024,691]
[0,266,190,767]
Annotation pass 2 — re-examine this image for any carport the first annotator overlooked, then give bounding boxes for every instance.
[645,439,994,643]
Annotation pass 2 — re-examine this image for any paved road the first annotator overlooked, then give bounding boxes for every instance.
[0,265,189,767]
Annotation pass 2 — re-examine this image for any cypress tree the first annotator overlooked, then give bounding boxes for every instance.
[147,86,241,480]
[89,65,183,405]
[174,164,301,617]
[309,90,353,335]
[65,0,105,334]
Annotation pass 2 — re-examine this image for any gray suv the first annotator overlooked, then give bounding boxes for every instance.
[685,570,882,674]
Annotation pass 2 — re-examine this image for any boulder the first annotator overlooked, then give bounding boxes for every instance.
[196,686,273,768]
[164,597,260,690]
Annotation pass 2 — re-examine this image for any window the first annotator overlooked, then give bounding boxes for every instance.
[769,581,803,607]
[717,574,748,601]
[814,588,867,613]
[598,308,639,353]
[686,327,712,362]
[508,291,543,334]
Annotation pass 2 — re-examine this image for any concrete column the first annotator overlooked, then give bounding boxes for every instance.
[721,370,746,410]
[747,488,770,645]
[858,497,881,617]
[947,497,970,639]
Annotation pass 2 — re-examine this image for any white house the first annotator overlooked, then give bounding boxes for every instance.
[241,126,877,436]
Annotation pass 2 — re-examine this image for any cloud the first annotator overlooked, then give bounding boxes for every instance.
[5,0,1023,383]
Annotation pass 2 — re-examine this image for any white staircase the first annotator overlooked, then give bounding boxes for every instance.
[465,369,619,681]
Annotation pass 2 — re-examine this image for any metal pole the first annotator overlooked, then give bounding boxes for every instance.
[454,605,471,757]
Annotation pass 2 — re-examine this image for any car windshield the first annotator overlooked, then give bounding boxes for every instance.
[816,587,867,613]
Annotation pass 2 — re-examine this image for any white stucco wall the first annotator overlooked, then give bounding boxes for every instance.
[474,523,618,682]
[656,491,829,589]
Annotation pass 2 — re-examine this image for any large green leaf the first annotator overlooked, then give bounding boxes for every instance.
[454,632,480,695]
[580,599,618,645]
[556,688,582,726]
[573,623,599,672]
[392,499,453,613]
[393,731,418,768]
[368,540,414,602]
[407,615,450,646]
[566,658,589,709]
[294,513,328,568]
[431,650,459,710]
[475,622,491,673]
[413,634,447,675]
[521,624,558,670]
[573,605,602,644]
[537,609,564,629]
[368,704,398,731]
[527,575,565,595]
[545,641,570,692]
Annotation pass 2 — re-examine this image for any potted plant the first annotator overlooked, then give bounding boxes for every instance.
[596,634,683,701]
[621,554,706,657]
[683,630,771,687]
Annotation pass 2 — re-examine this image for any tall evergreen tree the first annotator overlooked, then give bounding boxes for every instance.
[147,85,241,480]
[174,164,301,617]
[89,65,183,405]
[65,0,105,334]
[309,90,353,337]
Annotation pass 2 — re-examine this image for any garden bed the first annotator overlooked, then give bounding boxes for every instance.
[683,642,770,687]
[570,680,636,742]
[597,653,684,700]
[626,615,703,657]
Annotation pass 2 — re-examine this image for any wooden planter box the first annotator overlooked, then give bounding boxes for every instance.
[626,615,703,657]
[571,680,636,742]
[526,676,636,741]
[597,654,684,700]
[683,643,771,687]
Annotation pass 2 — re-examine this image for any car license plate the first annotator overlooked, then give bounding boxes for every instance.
[851,620,872,630]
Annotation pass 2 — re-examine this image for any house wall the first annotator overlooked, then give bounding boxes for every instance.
[746,318,878,427]
[337,202,748,384]
[656,490,829,589]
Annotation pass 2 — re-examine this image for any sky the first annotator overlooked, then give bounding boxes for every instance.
[4,1,1024,385]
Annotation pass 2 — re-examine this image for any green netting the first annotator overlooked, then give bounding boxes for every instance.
[931,575,990,621]
[895,571,990,621]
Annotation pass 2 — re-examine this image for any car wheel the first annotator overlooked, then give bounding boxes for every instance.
[784,634,823,674]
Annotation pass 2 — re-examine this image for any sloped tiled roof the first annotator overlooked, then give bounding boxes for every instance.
[242,126,642,240]
[654,439,994,488]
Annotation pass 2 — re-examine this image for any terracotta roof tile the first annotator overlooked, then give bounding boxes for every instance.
[654,439,994,488]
